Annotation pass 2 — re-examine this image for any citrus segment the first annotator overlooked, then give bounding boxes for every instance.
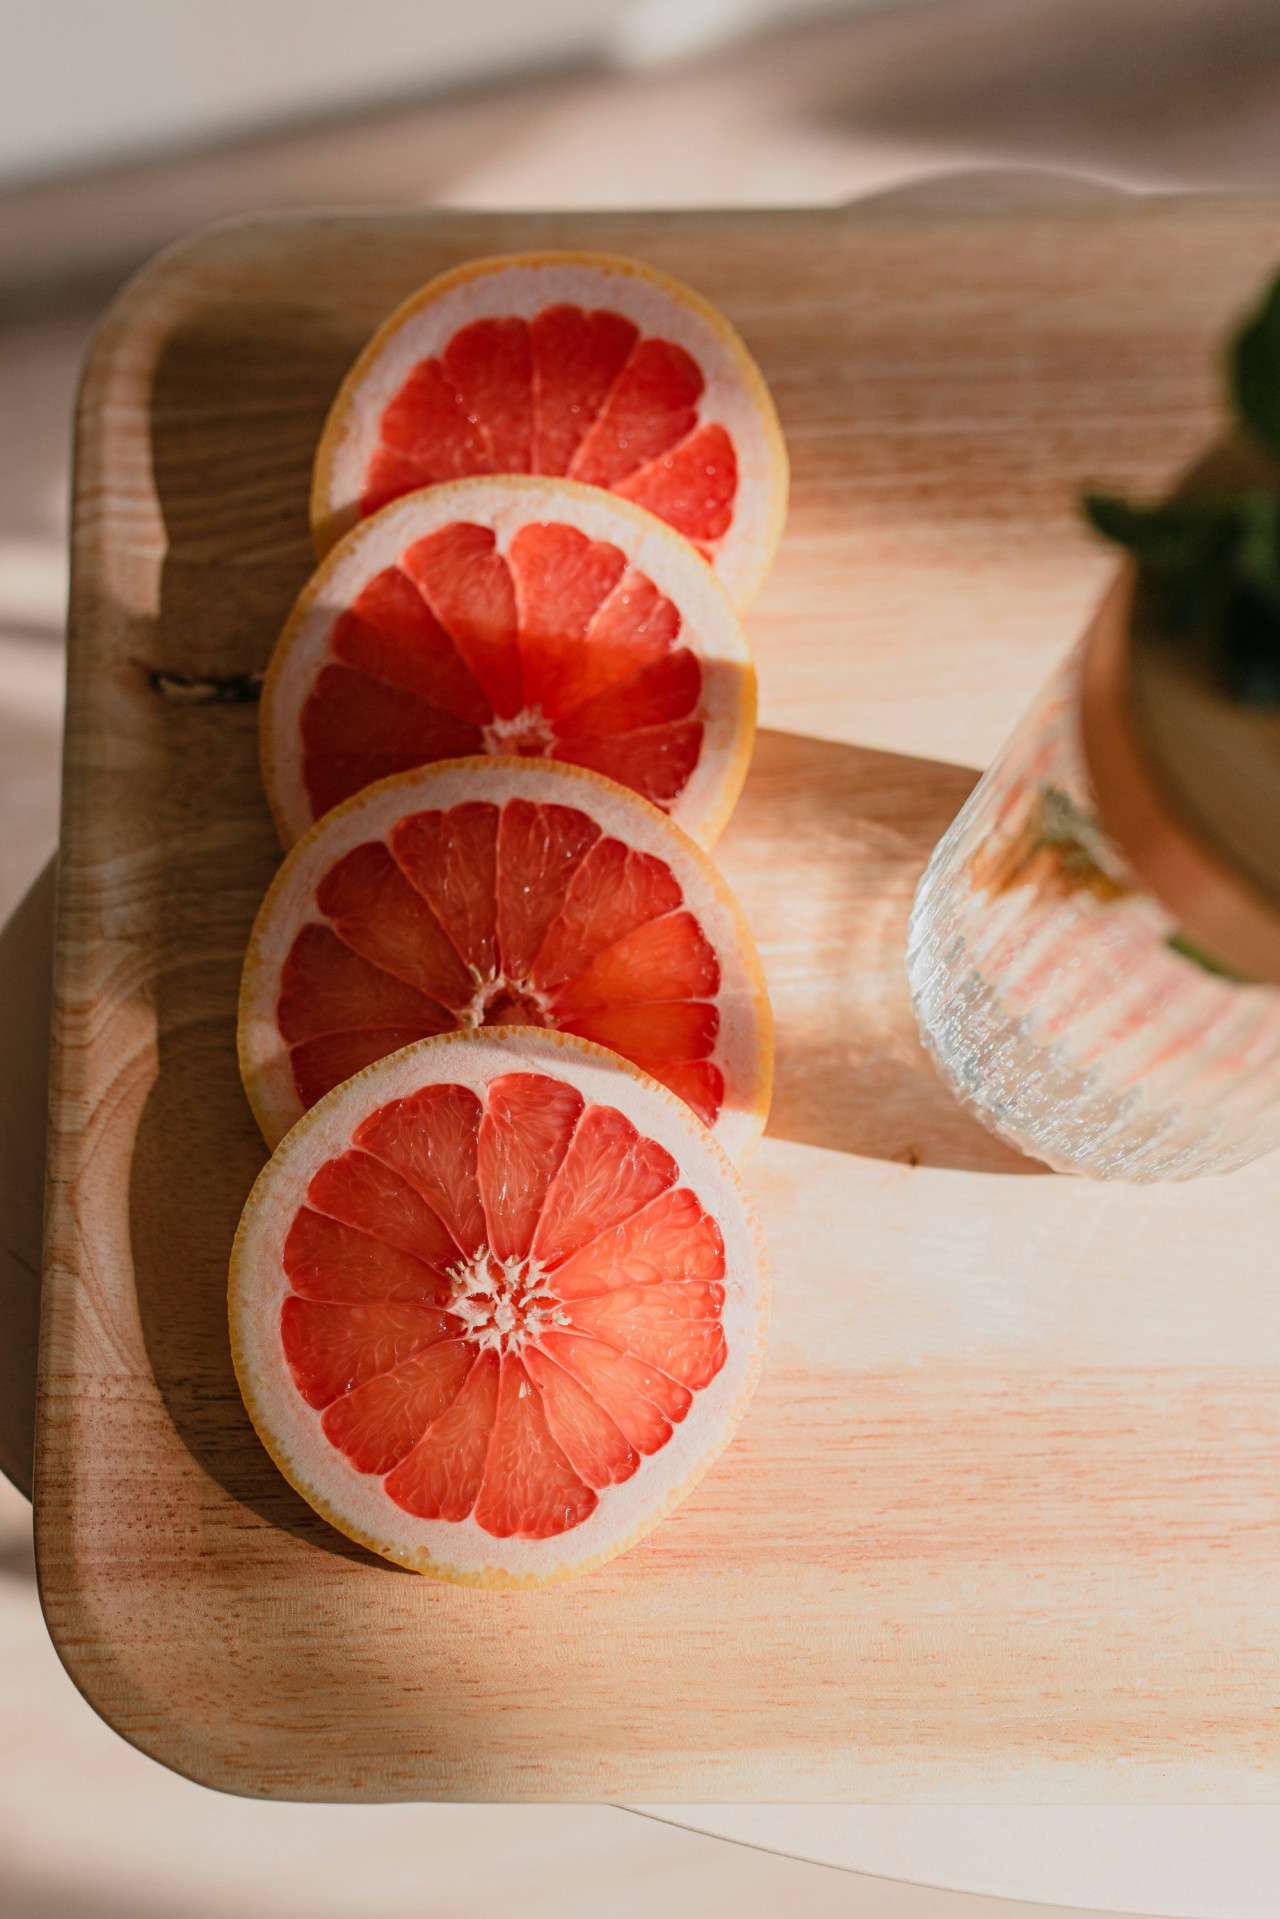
[566,1288,726,1389]
[536,1327,689,1450]
[281,1298,461,1409]
[549,910,718,1013]
[321,1338,476,1475]
[389,802,498,979]
[477,1072,583,1263]
[564,999,718,1059]
[282,1207,450,1305]
[548,1185,725,1297]
[554,647,701,738]
[307,1149,460,1269]
[400,523,522,718]
[383,1346,500,1522]
[571,337,701,491]
[471,1355,600,1541]
[311,252,789,607]
[494,798,599,974]
[353,1083,486,1257]
[288,1027,436,1113]
[549,720,701,807]
[229,1029,769,1585]
[615,422,737,545]
[298,668,478,823]
[331,564,491,722]
[520,1344,639,1487]
[529,304,637,475]
[264,476,755,849]
[632,1058,725,1122]
[277,922,452,1041]
[532,1104,676,1269]
[239,757,772,1163]
[314,846,473,1006]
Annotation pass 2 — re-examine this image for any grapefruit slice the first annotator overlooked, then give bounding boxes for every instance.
[239,756,773,1163]
[229,1028,770,1586]
[262,474,755,850]
[310,251,789,609]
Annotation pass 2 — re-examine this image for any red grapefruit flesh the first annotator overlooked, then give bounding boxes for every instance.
[311,251,789,609]
[229,1029,769,1587]
[239,756,772,1163]
[262,476,755,850]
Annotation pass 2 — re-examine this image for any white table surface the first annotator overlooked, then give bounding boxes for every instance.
[637,1806,1280,1918]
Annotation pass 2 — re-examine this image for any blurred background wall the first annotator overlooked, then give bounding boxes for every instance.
[0,0,877,186]
[6,0,1280,322]
[0,0,618,182]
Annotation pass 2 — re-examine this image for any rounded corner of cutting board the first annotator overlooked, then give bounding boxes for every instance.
[31,1563,274,1799]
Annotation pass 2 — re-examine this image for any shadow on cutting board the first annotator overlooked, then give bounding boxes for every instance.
[726,729,1047,1177]
[122,298,402,1563]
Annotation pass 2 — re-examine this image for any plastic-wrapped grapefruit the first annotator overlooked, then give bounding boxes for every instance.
[262,475,755,849]
[310,251,788,608]
[239,756,772,1162]
[229,1029,769,1586]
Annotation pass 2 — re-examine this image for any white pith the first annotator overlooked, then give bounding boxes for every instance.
[309,251,790,609]
[239,755,773,1164]
[444,1249,569,1353]
[263,473,757,851]
[459,972,552,1029]
[481,706,553,757]
[229,1028,771,1589]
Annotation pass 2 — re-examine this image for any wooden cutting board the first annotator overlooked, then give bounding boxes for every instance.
[38,192,1280,1801]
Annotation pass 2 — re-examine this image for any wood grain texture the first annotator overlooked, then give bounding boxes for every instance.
[36,197,1280,1800]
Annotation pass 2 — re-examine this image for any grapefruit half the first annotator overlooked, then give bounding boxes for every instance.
[229,1028,769,1587]
[310,250,788,608]
[262,475,755,850]
[239,755,773,1162]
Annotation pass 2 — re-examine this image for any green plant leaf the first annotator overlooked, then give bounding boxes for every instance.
[1077,266,1280,710]
[1232,273,1280,457]
[1081,486,1280,704]
[1082,492,1241,572]
[1224,582,1280,705]
[1166,930,1248,981]
[1081,491,1240,632]
[1233,489,1280,612]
